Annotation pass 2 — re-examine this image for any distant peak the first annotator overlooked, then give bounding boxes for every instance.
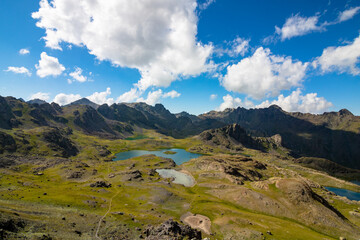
[339,109,353,116]
[27,99,47,105]
[68,98,99,109]
[268,105,283,111]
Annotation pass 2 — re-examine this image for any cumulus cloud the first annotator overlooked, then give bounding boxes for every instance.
[314,35,360,75]
[217,94,254,111]
[87,87,114,105]
[222,47,308,99]
[53,93,81,105]
[32,0,213,93]
[19,49,30,55]
[210,94,217,100]
[35,52,65,78]
[117,88,142,103]
[136,89,181,105]
[136,89,164,105]
[163,90,181,98]
[5,66,31,76]
[29,92,50,101]
[275,14,323,40]
[256,89,333,113]
[338,6,360,22]
[68,67,87,83]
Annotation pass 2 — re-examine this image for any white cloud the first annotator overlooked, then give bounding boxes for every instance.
[87,87,114,105]
[314,35,360,75]
[68,67,87,83]
[137,89,164,105]
[275,14,322,40]
[199,0,216,10]
[32,0,213,93]
[210,94,217,100]
[35,52,65,78]
[29,92,50,101]
[338,6,360,22]
[256,89,333,114]
[136,89,181,105]
[53,93,81,106]
[19,49,30,55]
[217,94,254,111]
[222,47,308,99]
[163,90,181,98]
[217,37,250,57]
[5,66,31,76]
[117,88,142,103]
[230,38,250,57]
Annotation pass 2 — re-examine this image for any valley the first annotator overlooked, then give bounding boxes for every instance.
[1,96,360,239]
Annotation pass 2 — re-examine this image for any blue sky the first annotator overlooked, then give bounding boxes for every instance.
[1,0,360,115]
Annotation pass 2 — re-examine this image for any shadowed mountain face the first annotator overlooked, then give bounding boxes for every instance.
[0,96,360,169]
[200,106,360,169]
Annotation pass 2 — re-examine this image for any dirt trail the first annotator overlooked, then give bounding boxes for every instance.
[95,162,120,239]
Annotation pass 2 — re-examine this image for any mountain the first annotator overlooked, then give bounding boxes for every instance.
[175,111,200,123]
[1,95,360,239]
[1,95,360,169]
[27,99,47,105]
[200,105,360,169]
[67,98,99,109]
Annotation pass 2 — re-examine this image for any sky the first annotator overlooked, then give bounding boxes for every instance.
[1,0,360,115]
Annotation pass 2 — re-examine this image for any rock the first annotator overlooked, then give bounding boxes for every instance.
[43,128,78,157]
[123,170,143,181]
[148,169,157,176]
[0,131,17,154]
[145,219,201,240]
[67,171,84,179]
[0,218,26,233]
[90,181,112,188]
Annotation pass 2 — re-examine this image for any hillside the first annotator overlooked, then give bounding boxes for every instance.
[1,95,360,239]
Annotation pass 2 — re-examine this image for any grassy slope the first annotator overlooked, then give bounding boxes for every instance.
[0,130,360,239]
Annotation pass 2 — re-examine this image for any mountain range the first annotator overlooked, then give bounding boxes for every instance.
[1,95,359,169]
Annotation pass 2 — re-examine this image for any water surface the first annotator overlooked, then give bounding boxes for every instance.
[156,169,195,187]
[113,148,202,165]
[325,187,360,201]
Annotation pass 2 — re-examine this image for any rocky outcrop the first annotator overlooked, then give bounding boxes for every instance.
[90,181,112,188]
[194,155,266,184]
[43,128,78,157]
[0,131,16,154]
[199,124,263,151]
[145,219,201,240]
[0,97,17,129]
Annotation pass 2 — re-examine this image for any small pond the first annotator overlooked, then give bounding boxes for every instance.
[156,169,195,187]
[113,148,202,165]
[325,187,360,201]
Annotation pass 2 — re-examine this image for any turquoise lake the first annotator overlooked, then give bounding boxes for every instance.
[113,148,202,165]
[325,187,360,201]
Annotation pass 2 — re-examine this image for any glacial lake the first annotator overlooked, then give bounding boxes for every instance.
[156,169,195,187]
[113,148,202,165]
[325,187,360,201]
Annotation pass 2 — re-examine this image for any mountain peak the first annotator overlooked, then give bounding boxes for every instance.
[27,99,47,105]
[68,98,99,109]
[339,109,354,116]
